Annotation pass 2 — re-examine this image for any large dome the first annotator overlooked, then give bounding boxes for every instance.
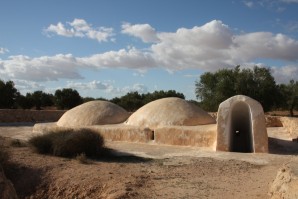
[57,100,129,127]
[125,97,216,129]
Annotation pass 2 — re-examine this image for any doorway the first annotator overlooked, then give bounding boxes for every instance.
[229,102,253,153]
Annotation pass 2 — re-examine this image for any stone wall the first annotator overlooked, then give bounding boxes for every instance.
[0,109,65,123]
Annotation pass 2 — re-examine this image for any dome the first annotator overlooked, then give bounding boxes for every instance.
[125,97,216,129]
[57,100,129,127]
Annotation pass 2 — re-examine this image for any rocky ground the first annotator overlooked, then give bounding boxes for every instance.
[0,125,297,199]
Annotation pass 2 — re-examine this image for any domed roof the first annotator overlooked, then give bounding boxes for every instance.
[125,97,216,129]
[57,100,129,127]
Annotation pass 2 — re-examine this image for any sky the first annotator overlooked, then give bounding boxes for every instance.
[0,0,298,100]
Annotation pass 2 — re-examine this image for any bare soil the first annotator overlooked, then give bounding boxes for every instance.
[0,126,296,199]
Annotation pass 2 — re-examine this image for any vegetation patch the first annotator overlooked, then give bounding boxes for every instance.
[28,129,104,158]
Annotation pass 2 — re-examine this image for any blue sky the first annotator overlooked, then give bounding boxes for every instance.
[0,0,298,100]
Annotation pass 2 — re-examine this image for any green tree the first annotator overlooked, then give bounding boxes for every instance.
[277,80,298,117]
[143,90,185,104]
[195,67,238,111]
[0,80,20,108]
[110,90,185,111]
[17,94,34,109]
[55,88,83,110]
[111,92,144,111]
[195,66,278,111]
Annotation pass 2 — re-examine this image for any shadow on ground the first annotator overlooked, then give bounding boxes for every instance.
[4,163,44,198]
[95,147,153,163]
[269,137,298,155]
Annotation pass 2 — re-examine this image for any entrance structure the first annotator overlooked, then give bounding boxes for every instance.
[216,95,268,153]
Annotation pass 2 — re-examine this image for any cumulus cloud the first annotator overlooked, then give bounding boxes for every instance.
[232,32,298,62]
[44,18,114,42]
[151,20,235,71]
[0,54,83,81]
[121,22,159,43]
[79,47,157,70]
[0,47,9,54]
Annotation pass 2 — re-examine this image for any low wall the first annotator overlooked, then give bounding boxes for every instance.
[0,109,65,123]
[33,123,217,147]
[155,124,216,148]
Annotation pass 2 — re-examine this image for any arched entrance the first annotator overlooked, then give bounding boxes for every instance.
[216,95,268,153]
[229,102,253,153]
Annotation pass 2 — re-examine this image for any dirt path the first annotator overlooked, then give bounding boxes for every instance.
[0,125,296,199]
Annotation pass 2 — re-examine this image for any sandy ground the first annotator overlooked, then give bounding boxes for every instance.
[0,124,298,199]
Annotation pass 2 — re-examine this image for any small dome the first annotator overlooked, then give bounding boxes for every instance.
[125,97,215,129]
[57,100,129,127]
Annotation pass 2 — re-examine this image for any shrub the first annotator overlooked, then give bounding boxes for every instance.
[28,129,104,158]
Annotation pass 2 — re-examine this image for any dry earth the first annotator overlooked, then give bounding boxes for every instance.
[0,124,297,199]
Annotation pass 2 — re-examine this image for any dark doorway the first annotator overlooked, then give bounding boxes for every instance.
[229,102,253,153]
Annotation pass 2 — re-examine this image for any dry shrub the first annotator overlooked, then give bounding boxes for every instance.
[28,129,104,158]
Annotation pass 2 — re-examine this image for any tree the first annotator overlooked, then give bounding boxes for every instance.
[195,67,238,111]
[17,94,34,109]
[143,90,185,104]
[0,80,20,108]
[277,80,298,117]
[111,92,144,112]
[55,88,83,110]
[110,90,185,112]
[195,66,278,112]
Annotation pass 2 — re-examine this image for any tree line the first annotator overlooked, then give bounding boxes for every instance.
[1,65,297,115]
[195,66,298,116]
[0,80,184,112]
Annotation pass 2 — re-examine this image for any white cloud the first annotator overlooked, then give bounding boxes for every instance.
[243,1,254,8]
[271,65,298,83]
[0,54,83,81]
[232,32,298,62]
[66,80,111,90]
[109,83,148,95]
[121,23,159,43]
[0,47,9,54]
[79,47,157,70]
[13,80,45,94]
[151,20,235,71]
[44,18,114,42]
